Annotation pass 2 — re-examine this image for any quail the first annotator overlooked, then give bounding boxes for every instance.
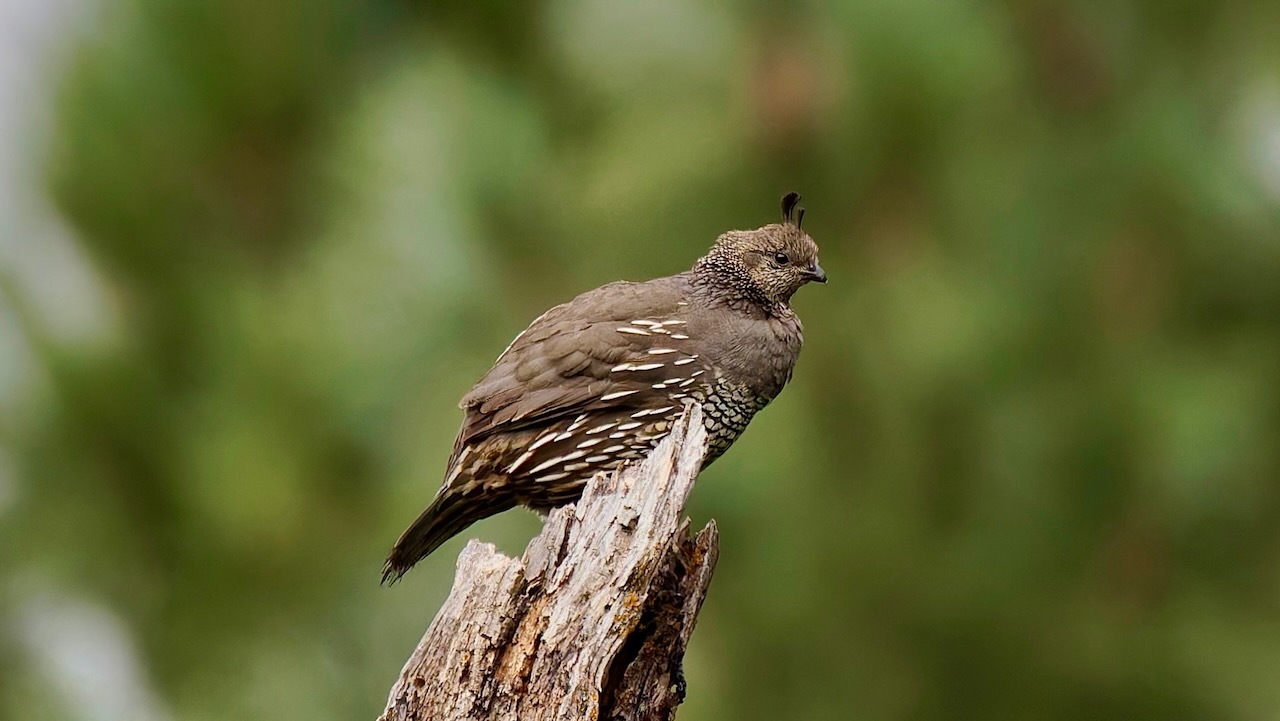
[382,192,826,583]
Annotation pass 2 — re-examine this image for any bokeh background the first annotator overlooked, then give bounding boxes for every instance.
[3,0,1280,719]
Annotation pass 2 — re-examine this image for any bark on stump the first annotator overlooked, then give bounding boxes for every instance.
[379,405,718,721]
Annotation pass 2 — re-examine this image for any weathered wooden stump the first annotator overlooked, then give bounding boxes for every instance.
[379,405,718,721]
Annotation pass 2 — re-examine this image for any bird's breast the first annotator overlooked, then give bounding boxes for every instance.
[688,377,772,463]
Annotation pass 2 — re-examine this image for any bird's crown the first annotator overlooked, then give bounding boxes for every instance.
[695,192,827,308]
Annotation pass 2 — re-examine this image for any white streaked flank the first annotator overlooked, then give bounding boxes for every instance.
[507,448,536,473]
[611,362,666,372]
[528,455,563,475]
[630,406,675,418]
[528,449,588,476]
[529,433,557,451]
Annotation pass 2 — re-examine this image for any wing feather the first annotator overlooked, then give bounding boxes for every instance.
[446,276,706,468]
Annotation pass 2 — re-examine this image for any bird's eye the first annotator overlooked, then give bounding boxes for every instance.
[773,252,790,266]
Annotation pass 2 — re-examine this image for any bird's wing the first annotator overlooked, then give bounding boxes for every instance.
[449,278,707,461]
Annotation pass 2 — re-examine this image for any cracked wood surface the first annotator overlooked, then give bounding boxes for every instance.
[379,405,718,721]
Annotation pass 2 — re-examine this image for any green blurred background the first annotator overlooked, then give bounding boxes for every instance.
[3,0,1280,719]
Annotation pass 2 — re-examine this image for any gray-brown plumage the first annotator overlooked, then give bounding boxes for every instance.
[382,192,826,583]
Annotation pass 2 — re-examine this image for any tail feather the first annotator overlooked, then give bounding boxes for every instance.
[380,486,515,585]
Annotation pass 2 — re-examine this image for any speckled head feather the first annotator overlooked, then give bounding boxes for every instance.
[693,192,826,310]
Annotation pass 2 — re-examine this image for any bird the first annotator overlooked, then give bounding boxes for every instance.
[381,192,826,583]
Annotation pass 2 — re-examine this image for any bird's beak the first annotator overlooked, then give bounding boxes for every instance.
[805,261,828,284]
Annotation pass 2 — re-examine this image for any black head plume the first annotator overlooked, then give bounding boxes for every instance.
[781,191,805,229]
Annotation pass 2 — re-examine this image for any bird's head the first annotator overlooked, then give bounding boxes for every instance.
[695,192,826,308]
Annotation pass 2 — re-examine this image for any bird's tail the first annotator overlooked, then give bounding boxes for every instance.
[380,483,515,585]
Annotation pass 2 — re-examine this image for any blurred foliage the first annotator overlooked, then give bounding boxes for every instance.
[4,0,1280,719]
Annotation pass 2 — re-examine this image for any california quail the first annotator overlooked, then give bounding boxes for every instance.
[382,193,826,583]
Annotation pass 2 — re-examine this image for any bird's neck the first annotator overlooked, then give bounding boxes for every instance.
[690,260,788,318]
